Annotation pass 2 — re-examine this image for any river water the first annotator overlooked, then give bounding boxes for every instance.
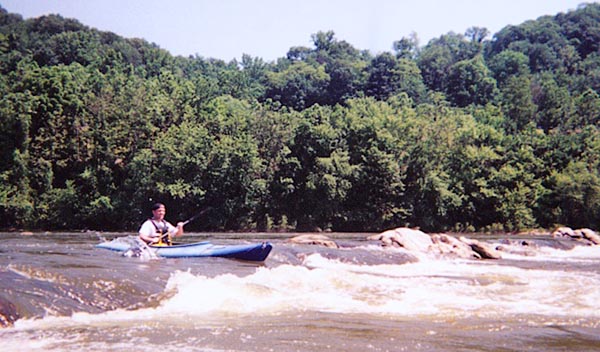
[0,231,599,351]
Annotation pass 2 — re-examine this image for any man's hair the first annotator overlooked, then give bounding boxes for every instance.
[151,203,165,211]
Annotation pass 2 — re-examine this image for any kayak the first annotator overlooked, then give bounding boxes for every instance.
[96,239,272,262]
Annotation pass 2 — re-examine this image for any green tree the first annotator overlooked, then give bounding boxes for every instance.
[487,50,530,87]
[556,3,600,59]
[365,53,427,103]
[417,32,479,92]
[270,31,368,107]
[248,103,297,230]
[537,161,600,229]
[490,135,541,231]
[573,52,600,93]
[403,99,463,230]
[265,61,330,110]
[270,105,346,230]
[531,72,573,132]
[500,75,536,134]
[441,111,509,230]
[569,89,600,128]
[445,56,498,107]
[339,98,408,230]
[393,32,419,59]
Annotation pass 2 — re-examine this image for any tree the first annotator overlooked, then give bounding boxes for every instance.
[490,135,541,231]
[500,75,536,134]
[393,32,419,59]
[487,50,530,87]
[248,103,297,230]
[465,27,490,44]
[0,150,34,228]
[270,105,350,230]
[569,89,600,128]
[574,52,600,93]
[404,101,464,230]
[555,3,600,59]
[417,32,479,93]
[265,61,330,110]
[445,56,498,107]
[365,53,427,102]
[340,98,408,230]
[531,73,573,132]
[537,161,600,229]
[282,31,368,106]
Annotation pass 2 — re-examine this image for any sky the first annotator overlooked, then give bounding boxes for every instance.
[1,0,594,62]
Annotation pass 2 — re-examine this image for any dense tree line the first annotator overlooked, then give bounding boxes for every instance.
[1,4,599,232]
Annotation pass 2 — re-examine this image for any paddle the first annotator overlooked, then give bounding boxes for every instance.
[181,206,212,226]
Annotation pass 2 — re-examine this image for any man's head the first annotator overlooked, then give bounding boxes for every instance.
[151,203,166,220]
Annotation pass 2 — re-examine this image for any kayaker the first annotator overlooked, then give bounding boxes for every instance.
[138,203,184,245]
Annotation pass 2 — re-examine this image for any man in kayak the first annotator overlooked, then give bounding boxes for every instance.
[138,203,185,245]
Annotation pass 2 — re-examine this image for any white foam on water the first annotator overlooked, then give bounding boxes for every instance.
[8,249,600,333]
[1,335,73,352]
[497,241,600,262]
[155,251,600,319]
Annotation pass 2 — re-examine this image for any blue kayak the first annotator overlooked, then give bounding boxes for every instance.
[96,239,272,262]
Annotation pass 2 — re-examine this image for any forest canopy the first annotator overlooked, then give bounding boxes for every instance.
[1,3,600,232]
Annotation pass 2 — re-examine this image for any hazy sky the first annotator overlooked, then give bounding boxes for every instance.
[1,0,592,62]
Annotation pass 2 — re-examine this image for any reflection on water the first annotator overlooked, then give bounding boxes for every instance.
[1,231,599,351]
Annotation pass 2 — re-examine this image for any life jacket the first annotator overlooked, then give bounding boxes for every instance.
[149,219,171,245]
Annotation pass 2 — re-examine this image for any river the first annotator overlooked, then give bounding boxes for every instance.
[1,231,599,351]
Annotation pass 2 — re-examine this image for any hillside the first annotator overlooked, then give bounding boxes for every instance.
[1,4,599,232]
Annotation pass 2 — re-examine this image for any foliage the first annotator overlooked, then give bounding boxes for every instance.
[1,4,600,232]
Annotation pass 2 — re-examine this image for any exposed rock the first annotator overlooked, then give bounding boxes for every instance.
[288,234,339,248]
[0,296,19,327]
[552,226,576,238]
[459,237,502,259]
[367,228,432,252]
[368,227,501,260]
[575,228,600,245]
[431,234,481,259]
[369,226,598,261]
[552,226,600,245]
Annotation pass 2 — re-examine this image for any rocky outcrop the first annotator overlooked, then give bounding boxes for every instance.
[367,228,432,252]
[0,296,19,328]
[368,227,501,260]
[577,228,600,245]
[288,234,339,248]
[552,227,600,245]
[459,236,502,259]
[552,226,576,238]
[291,226,598,259]
[431,234,480,259]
